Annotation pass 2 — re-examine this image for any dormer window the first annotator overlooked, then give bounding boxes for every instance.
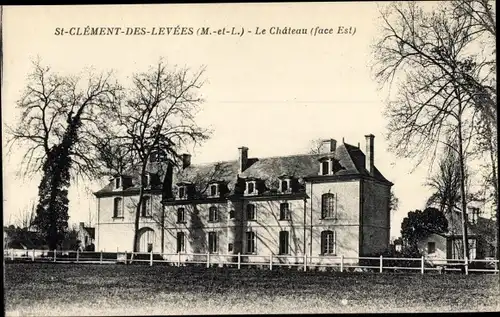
[248,182,255,194]
[177,182,192,200]
[319,157,342,176]
[281,180,288,192]
[208,183,220,198]
[278,176,293,193]
[142,174,150,188]
[319,156,336,176]
[115,177,121,189]
[321,160,330,175]
[245,180,258,196]
[178,186,186,200]
[210,184,217,196]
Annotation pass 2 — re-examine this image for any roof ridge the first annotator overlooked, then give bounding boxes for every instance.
[187,159,238,167]
[189,152,323,167]
[254,152,322,160]
[343,142,363,151]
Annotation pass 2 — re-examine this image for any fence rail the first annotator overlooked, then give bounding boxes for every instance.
[4,249,499,275]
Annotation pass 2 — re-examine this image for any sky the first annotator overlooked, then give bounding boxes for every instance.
[2,3,448,237]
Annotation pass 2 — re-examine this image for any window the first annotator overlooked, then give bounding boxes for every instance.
[321,161,329,175]
[141,196,151,217]
[209,206,218,222]
[115,177,121,189]
[210,184,218,197]
[113,197,123,218]
[281,180,289,192]
[321,230,335,255]
[469,239,477,259]
[321,193,336,219]
[208,232,218,253]
[449,238,477,260]
[246,204,256,220]
[229,210,235,220]
[228,243,234,252]
[280,203,290,220]
[178,186,186,199]
[176,232,185,253]
[279,231,289,255]
[177,208,185,223]
[427,242,436,254]
[247,182,255,194]
[245,231,256,253]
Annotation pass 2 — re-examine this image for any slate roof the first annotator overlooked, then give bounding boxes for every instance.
[342,143,391,183]
[94,141,392,197]
[94,161,170,196]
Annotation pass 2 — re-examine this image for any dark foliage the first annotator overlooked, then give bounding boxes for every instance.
[401,207,449,250]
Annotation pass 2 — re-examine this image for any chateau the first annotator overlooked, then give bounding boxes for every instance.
[94,135,393,263]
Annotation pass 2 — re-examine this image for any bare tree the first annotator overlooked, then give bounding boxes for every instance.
[451,0,496,128]
[426,146,464,216]
[6,60,121,249]
[7,60,122,180]
[110,60,211,252]
[14,200,37,230]
[308,138,325,155]
[389,189,399,217]
[145,161,234,252]
[371,2,491,260]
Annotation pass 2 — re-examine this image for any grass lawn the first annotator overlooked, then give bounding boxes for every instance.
[4,262,500,315]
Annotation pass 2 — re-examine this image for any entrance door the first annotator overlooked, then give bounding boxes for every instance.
[139,228,155,253]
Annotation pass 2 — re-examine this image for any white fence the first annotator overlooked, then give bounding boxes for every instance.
[4,249,499,275]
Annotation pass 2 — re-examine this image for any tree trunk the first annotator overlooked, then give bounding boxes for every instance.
[489,130,500,283]
[161,205,165,254]
[132,171,146,253]
[457,118,470,263]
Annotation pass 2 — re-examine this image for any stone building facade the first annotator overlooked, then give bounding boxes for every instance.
[94,134,393,264]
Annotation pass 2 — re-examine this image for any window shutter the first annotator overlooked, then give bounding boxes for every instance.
[320,231,325,254]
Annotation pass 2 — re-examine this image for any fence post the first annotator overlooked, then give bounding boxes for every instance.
[100,250,103,264]
[32,249,35,262]
[340,255,344,273]
[76,249,80,263]
[495,259,498,274]
[149,251,153,266]
[303,254,307,272]
[10,249,14,261]
[237,252,241,270]
[379,255,383,273]
[125,251,128,265]
[206,252,210,268]
[177,252,181,266]
[421,256,425,274]
[465,257,469,275]
[269,254,273,271]
[54,249,57,263]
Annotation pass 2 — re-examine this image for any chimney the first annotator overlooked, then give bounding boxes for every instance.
[320,139,337,154]
[182,153,191,169]
[162,161,174,201]
[365,134,375,175]
[238,146,248,174]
